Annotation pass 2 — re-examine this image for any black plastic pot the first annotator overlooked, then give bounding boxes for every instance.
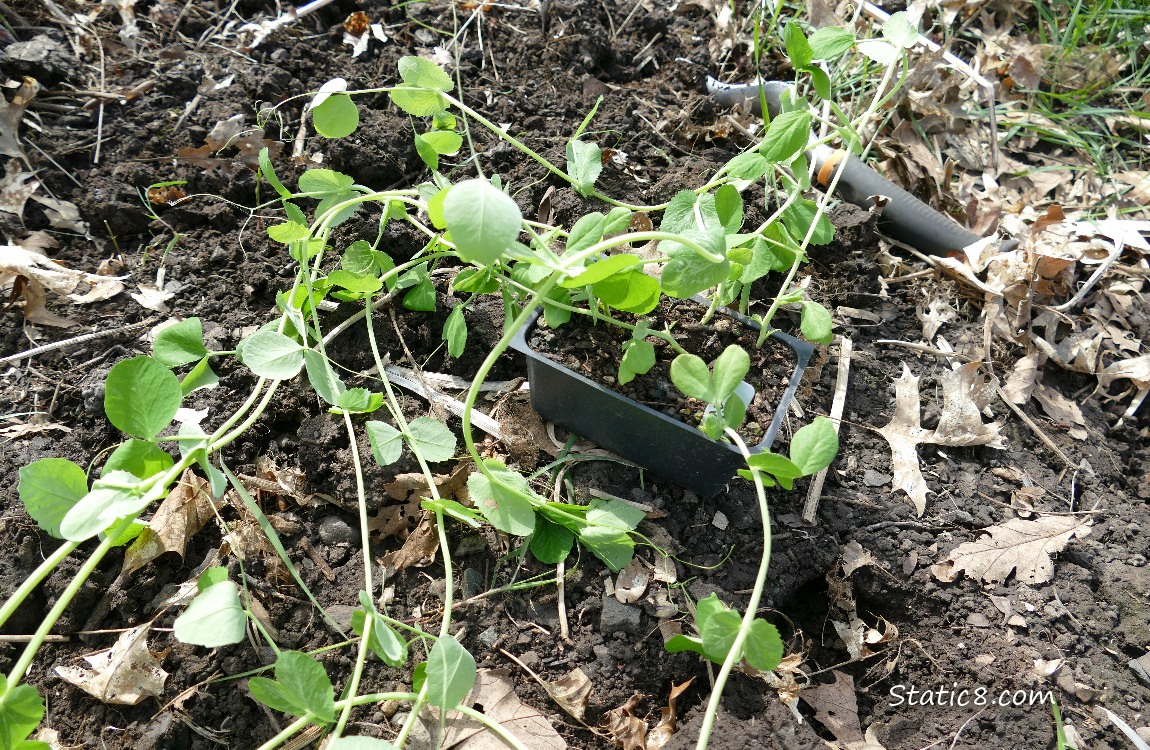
[509,303,813,497]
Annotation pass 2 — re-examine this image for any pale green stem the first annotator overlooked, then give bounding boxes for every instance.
[5,516,136,689]
[695,430,772,750]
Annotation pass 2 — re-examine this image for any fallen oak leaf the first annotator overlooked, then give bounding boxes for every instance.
[426,669,566,750]
[876,365,932,516]
[600,694,646,750]
[542,668,592,723]
[932,362,1004,448]
[55,624,168,705]
[800,670,864,746]
[122,469,215,577]
[931,514,1093,585]
[647,678,693,750]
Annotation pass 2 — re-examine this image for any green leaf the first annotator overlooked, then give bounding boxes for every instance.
[744,619,784,671]
[809,67,832,100]
[259,147,291,199]
[529,517,575,564]
[594,270,660,314]
[742,227,798,284]
[59,471,152,542]
[565,212,607,254]
[700,609,742,663]
[578,525,634,572]
[0,677,44,749]
[565,139,602,195]
[800,300,834,344]
[153,318,208,367]
[809,26,855,60]
[740,452,803,490]
[711,345,750,403]
[882,11,919,49]
[303,349,346,405]
[366,421,403,467]
[18,458,87,539]
[781,199,834,245]
[407,417,457,463]
[603,207,632,233]
[618,339,655,385]
[664,634,705,656]
[466,460,536,536]
[789,416,839,475]
[239,330,305,379]
[181,357,219,396]
[585,497,646,532]
[103,439,174,480]
[783,22,812,70]
[249,651,336,723]
[398,55,454,91]
[443,179,522,266]
[402,277,437,311]
[327,270,383,294]
[414,134,440,171]
[390,85,447,117]
[453,267,498,294]
[351,610,408,667]
[542,286,572,328]
[172,580,246,648]
[299,169,356,194]
[561,254,642,288]
[714,185,743,234]
[660,190,700,234]
[422,130,462,155]
[759,110,812,164]
[694,593,727,633]
[198,566,229,590]
[335,388,384,414]
[670,353,714,403]
[105,356,182,441]
[268,221,312,244]
[422,498,484,527]
[425,635,476,709]
[313,93,359,138]
[342,241,379,275]
[661,244,730,299]
[443,304,467,358]
[725,151,769,181]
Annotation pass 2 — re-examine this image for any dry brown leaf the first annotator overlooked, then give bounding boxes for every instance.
[0,164,39,216]
[431,669,565,750]
[55,624,168,705]
[615,557,649,605]
[30,195,88,234]
[1002,352,1040,404]
[543,668,592,722]
[933,362,1005,448]
[1,242,124,318]
[1032,382,1088,440]
[876,365,932,516]
[600,694,646,750]
[931,514,1093,585]
[917,297,955,342]
[647,678,693,750]
[0,419,71,441]
[841,541,876,576]
[122,469,215,577]
[800,670,864,746]
[0,77,38,158]
[377,512,439,571]
[373,464,471,540]
[21,278,77,328]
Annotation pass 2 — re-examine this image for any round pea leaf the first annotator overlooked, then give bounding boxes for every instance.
[442,179,522,266]
[104,356,183,441]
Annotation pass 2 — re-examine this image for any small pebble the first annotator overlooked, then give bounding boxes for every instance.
[318,516,356,545]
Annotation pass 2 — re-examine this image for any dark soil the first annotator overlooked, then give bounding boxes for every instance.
[1,2,1147,750]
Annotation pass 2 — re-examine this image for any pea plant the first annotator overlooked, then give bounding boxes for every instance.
[0,13,921,748]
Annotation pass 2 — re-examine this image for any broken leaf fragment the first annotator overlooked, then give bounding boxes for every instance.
[543,668,591,722]
[55,624,168,705]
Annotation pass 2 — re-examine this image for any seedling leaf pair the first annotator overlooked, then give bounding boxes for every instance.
[249,651,336,724]
[664,593,783,671]
[366,417,456,466]
[389,56,453,117]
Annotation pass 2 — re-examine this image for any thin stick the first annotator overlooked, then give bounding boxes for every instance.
[0,318,157,366]
[993,382,1073,467]
[803,337,852,524]
[555,559,569,641]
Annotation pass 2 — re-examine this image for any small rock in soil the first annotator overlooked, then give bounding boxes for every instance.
[478,626,500,649]
[0,35,74,83]
[326,605,356,632]
[318,516,356,545]
[462,568,484,600]
[863,469,891,487]
[599,593,641,636]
